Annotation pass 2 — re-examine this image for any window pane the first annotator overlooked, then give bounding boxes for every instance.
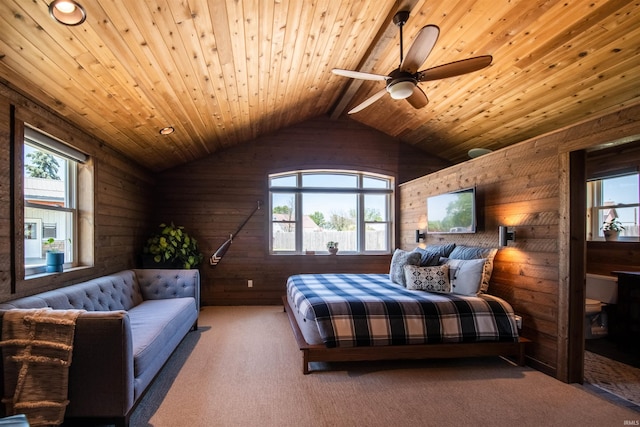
[363,176,389,189]
[597,207,639,237]
[272,193,295,220]
[270,174,296,187]
[302,173,357,188]
[302,193,357,251]
[364,194,387,221]
[272,223,296,251]
[365,223,388,251]
[24,144,69,208]
[602,175,638,205]
[24,207,73,266]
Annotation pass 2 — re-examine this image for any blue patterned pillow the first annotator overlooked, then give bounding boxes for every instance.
[389,249,421,286]
[404,264,451,293]
[412,243,456,266]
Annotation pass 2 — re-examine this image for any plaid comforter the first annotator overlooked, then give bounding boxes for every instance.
[287,273,518,348]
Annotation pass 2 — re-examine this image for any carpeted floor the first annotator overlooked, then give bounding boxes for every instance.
[127,306,640,427]
[584,350,640,407]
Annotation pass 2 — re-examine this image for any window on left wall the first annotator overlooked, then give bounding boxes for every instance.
[22,126,87,276]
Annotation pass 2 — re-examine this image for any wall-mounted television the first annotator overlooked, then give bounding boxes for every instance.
[427,187,477,233]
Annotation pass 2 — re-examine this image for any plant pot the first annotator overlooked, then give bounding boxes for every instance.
[46,252,64,273]
[603,230,619,241]
[328,247,338,255]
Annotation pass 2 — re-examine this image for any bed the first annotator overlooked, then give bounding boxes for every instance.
[284,270,529,374]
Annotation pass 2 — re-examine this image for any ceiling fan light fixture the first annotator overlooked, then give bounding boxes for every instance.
[387,79,415,100]
[49,0,86,26]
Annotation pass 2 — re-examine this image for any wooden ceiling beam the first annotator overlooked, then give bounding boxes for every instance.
[329,0,421,119]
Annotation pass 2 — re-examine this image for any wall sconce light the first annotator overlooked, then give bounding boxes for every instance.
[49,0,87,26]
[415,230,426,243]
[499,225,515,247]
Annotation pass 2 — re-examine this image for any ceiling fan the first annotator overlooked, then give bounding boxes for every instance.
[332,11,493,114]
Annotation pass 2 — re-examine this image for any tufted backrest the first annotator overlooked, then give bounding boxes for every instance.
[133,269,200,309]
[0,270,144,311]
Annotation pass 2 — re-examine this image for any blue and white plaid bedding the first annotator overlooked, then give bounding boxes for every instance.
[287,273,519,348]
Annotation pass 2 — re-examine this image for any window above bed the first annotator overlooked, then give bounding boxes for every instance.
[268,170,394,255]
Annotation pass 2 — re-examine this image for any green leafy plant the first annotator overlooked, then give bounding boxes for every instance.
[601,218,625,232]
[326,241,338,249]
[143,222,203,269]
[44,237,59,252]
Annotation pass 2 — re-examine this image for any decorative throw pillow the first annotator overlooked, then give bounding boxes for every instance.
[389,249,421,287]
[412,243,456,266]
[404,264,451,293]
[444,258,487,296]
[448,246,498,293]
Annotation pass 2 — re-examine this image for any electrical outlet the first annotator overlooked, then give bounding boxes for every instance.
[248,279,253,288]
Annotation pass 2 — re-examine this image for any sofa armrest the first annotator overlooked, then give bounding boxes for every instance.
[65,311,135,418]
[133,269,200,308]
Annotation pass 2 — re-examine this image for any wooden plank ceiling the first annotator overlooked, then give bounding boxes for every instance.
[0,0,638,172]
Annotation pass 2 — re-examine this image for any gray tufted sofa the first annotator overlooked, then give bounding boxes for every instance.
[0,268,200,427]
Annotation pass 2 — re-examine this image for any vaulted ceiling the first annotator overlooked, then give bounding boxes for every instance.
[0,0,638,172]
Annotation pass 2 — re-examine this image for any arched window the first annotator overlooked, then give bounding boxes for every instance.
[269,170,394,254]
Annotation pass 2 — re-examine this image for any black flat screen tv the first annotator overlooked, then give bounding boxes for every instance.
[427,187,476,233]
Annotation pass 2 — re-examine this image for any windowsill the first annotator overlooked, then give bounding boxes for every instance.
[25,264,92,280]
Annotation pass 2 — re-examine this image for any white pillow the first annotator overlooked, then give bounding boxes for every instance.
[404,264,450,293]
[444,258,487,296]
[389,249,421,287]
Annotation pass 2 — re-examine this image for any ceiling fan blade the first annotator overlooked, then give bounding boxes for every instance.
[348,88,388,114]
[417,55,493,82]
[332,69,388,81]
[400,25,440,74]
[405,85,429,109]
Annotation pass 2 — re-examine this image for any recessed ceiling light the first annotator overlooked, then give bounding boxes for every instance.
[159,126,175,135]
[49,0,87,26]
[468,148,493,158]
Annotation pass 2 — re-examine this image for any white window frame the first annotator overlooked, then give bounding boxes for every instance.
[586,172,639,241]
[269,170,394,254]
[23,126,86,276]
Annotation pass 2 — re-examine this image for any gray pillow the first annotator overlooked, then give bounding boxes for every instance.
[448,245,497,293]
[445,258,486,296]
[389,249,421,287]
[412,243,456,266]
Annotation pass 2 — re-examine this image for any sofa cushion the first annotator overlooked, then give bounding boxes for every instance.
[127,298,197,395]
[0,271,144,311]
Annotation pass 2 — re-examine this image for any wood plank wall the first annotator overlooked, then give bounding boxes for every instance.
[152,116,451,305]
[0,83,155,300]
[399,103,640,379]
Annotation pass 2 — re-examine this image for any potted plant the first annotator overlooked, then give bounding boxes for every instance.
[602,218,625,241]
[44,237,64,272]
[326,241,339,255]
[142,222,203,269]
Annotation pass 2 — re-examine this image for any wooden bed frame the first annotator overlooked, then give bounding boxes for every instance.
[283,296,530,374]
